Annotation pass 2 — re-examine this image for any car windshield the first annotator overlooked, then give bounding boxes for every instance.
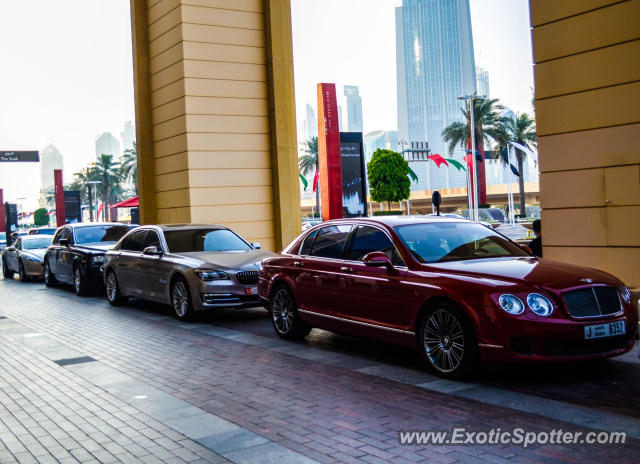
[0,232,5,241]
[164,229,251,253]
[23,237,53,249]
[74,225,130,245]
[394,222,529,263]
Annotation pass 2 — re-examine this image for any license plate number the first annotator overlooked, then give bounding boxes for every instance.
[584,320,625,339]
[245,287,257,295]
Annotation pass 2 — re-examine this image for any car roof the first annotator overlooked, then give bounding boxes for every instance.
[319,215,469,228]
[64,222,126,228]
[22,234,54,239]
[154,224,228,232]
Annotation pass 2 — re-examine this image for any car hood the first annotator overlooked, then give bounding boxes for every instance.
[23,249,46,260]
[424,256,621,291]
[74,242,117,253]
[178,249,275,270]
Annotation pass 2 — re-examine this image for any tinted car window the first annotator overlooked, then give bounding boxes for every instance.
[121,231,147,252]
[54,228,70,245]
[143,231,162,250]
[164,229,251,253]
[23,237,53,250]
[309,225,352,259]
[345,226,404,266]
[395,222,529,263]
[14,239,22,250]
[74,225,130,245]
[299,230,318,255]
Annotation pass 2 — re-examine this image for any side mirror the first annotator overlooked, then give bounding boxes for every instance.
[251,242,261,249]
[143,246,162,256]
[59,238,69,247]
[363,251,395,272]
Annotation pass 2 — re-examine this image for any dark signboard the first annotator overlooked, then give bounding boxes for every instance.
[64,191,82,224]
[0,151,40,162]
[4,203,18,234]
[339,132,367,217]
[130,207,140,225]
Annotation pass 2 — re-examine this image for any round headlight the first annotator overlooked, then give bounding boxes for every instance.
[498,294,525,315]
[527,293,554,316]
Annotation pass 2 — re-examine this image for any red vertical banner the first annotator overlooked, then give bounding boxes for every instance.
[0,189,5,233]
[317,83,343,220]
[54,169,66,227]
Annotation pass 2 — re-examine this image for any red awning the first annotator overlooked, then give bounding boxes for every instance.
[110,196,139,209]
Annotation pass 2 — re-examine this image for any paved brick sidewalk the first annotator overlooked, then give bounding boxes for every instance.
[0,279,639,463]
[0,318,228,464]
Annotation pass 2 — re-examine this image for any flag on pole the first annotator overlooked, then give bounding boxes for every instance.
[445,158,466,171]
[299,174,308,191]
[509,164,520,177]
[428,154,449,167]
[464,153,473,169]
[408,167,418,182]
[312,170,319,192]
[96,203,104,219]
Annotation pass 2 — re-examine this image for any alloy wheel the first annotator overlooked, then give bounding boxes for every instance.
[44,262,51,284]
[19,261,26,281]
[74,268,82,294]
[172,281,189,317]
[272,288,295,335]
[422,309,465,373]
[106,273,117,302]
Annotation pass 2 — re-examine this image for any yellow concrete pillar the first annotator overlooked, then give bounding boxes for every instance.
[530,0,640,288]
[130,0,300,251]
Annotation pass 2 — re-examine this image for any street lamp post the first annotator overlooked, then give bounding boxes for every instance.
[458,94,485,222]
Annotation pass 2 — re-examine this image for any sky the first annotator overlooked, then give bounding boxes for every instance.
[291,0,534,135]
[0,0,533,212]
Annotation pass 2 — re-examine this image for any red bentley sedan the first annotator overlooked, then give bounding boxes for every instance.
[258,217,636,378]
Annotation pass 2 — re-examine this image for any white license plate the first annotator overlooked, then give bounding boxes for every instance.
[584,320,625,339]
[245,286,257,295]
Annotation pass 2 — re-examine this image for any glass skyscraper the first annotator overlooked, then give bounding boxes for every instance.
[396,0,477,191]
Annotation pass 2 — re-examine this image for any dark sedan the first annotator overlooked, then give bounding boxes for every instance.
[258,217,637,379]
[103,224,275,320]
[44,223,131,295]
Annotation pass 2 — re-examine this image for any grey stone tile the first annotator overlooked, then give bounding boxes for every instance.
[222,442,319,464]
[196,430,270,454]
[164,413,240,440]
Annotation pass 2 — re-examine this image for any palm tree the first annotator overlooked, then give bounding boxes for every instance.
[442,98,505,206]
[93,154,122,221]
[299,137,319,216]
[506,113,537,216]
[121,142,138,194]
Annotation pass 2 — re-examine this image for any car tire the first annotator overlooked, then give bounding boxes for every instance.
[2,258,14,279]
[18,260,29,282]
[270,285,311,340]
[171,277,193,321]
[73,264,89,296]
[105,270,127,306]
[419,302,477,379]
[44,260,56,287]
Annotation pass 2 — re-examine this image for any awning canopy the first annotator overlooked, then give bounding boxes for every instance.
[110,196,139,209]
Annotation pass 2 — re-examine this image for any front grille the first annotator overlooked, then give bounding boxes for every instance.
[235,270,258,286]
[562,286,622,318]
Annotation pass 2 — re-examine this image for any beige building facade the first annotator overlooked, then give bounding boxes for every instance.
[130,0,299,252]
[531,0,640,289]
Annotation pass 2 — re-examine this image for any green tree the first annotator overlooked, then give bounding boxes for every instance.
[298,137,319,215]
[93,154,123,221]
[33,208,49,226]
[367,149,410,210]
[121,142,138,194]
[442,98,505,205]
[506,113,537,216]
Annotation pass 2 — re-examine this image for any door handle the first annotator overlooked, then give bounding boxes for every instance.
[340,266,353,273]
[293,261,303,267]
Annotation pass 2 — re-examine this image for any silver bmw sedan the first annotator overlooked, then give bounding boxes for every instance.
[103,224,275,320]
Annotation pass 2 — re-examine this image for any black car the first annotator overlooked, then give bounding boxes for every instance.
[44,223,131,295]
